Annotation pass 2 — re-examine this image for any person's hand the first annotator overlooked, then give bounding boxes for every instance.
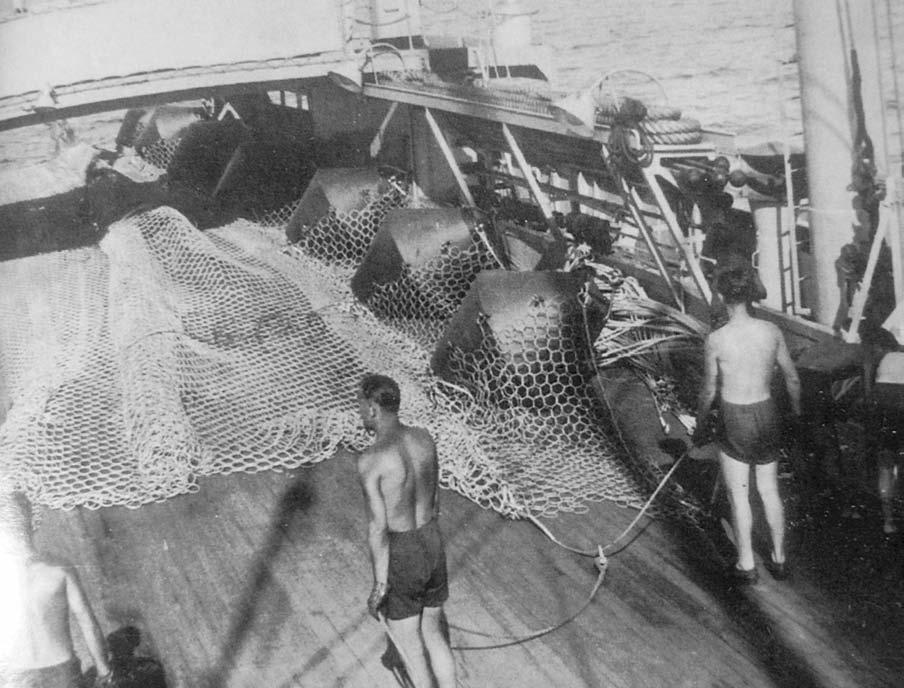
[367,581,388,620]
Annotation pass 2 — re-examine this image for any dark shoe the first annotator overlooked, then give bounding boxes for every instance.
[765,558,790,581]
[727,564,759,585]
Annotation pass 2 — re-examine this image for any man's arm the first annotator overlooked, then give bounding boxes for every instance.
[64,567,111,679]
[358,454,390,618]
[426,432,441,519]
[774,329,802,416]
[696,335,719,420]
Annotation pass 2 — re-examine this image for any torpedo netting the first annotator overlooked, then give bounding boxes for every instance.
[365,236,501,347]
[137,138,180,173]
[278,187,658,516]
[433,305,653,514]
[1,180,662,517]
[351,229,659,513]
[287,182,408,268]
[0,208,368,509]
[285,249,653,517]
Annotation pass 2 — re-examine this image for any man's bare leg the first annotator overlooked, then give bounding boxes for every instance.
[421,606,456,688]
[755,461,786,563]
[720,451,755,570]
[386,616,433,688]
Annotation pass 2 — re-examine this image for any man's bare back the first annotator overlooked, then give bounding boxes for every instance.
[7,560,77,669]
[0,493,111,682]
[358,424,438,533]
[708,317,790,405]
[355,374,456,687]
[697,263,801,582]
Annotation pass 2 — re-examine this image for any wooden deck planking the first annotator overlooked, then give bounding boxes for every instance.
[182,470,391,688]
[525,510,770,687]
[31,453,903,688]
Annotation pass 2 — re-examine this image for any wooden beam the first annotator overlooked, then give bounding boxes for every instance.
[423,107,475,206]
[484,168,663,222]
[423,107,508,268]
[501,122,570,249]
[600,147,684,310]
[369,101,399,158]
[845,208,889,343]
[0,53,355,132]
[642,163,713,304]
[501,123,555,220]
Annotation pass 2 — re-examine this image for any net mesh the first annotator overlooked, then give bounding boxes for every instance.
[1,179,666,518]
[291,182,407,268]
[0,209,371,509]
[434,304,651,515]
[366,236,501,347]
[137,138,180,173]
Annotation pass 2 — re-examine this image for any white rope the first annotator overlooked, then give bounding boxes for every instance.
[445,452,686,651]
[450,563,607,651]
[529,451,687,558]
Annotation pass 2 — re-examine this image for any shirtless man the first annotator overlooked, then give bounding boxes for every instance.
[0,492,112,688]
[355,374,456,688]
[696,262,801,583]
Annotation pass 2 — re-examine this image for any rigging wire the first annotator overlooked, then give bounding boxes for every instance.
[884,0,904,174]
[867,0,891,173]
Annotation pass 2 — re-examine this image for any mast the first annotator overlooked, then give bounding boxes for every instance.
[792,0,858,327]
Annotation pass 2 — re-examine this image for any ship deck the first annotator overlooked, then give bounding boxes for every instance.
[36,446,904,688]
[3,123,902,688]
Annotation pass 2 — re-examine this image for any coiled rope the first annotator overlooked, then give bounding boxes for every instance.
[640,118,704,146]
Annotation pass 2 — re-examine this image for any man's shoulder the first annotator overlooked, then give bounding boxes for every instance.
[357,441,398,475]
[707,326,728,348]
[756,318,784,340]
[717,317,780,341]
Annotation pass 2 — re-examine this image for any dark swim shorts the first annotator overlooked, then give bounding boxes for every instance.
[2,658,81,688]
[385,518,448,620]
[718,397,781,465]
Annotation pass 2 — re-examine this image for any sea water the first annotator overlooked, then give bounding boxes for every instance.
[0,0,902,167]
[421,0,904,154]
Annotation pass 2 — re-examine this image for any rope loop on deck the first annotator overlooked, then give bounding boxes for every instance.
[447,452,686,651]
[530,450,687,558]
[450,563,608,651]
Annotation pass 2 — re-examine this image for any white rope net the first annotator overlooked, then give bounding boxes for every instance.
[1,183,657,518]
